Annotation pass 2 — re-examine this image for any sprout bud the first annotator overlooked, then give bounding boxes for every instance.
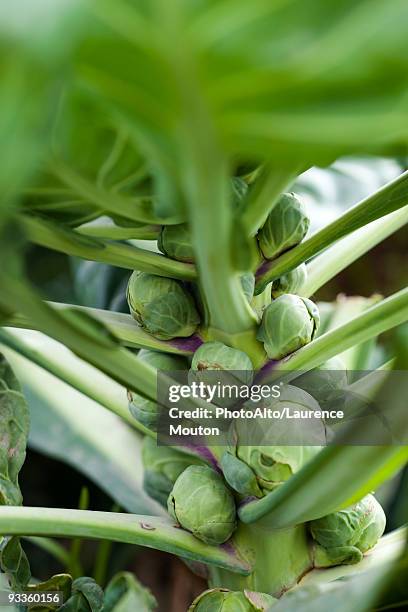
[189,341,253,406]
[257,294,320,360]
[309,494,386,567]
[295,356,347,405]
[158,223,194,263]
[128,349,187,430]
[167,465,236,545]
[142,437,203,506]
[258,193,309,260]
[271,264,307,299]
[127,272,200,340]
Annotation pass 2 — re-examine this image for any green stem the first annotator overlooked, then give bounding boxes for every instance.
[4,302,197,355]
[68,487,89,578]
[23,537,70,568]
[0,328,152,437]
[76,218,161,240]
[20,215,196,281]
[0,507,251,575]
[209,523,312,597]
[255,170,408,293]
[273,287,408,375]
[301,206,408,297]
[239,447,408,529]
[93,503,120,587]
[241,162,302,237]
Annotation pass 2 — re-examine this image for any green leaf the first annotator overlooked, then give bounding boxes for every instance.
[59,577,104,612]
[0,353,30,590]
[0,507,252,576]
[0,332,161,516]
[27,574,73,612]
[103,572,157,612]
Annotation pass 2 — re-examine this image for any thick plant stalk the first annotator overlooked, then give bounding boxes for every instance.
[208,523,312,597]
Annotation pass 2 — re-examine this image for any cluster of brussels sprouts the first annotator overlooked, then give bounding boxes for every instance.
[124,187,385,580]
[126,190,319,361]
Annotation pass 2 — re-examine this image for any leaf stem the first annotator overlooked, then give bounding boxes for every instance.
[241,162,302,237]
[255,170,408,293]
[301,206,408,297]
[0,507,251,575]
[20,215,196,281]
[4,302,198,355]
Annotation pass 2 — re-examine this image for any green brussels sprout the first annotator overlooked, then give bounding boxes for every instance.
[158,223,194,263]
[295,356,348,405]
[127,272,200,340]
[271,264,307,299]
[229,446,321,497]
[309,494,386,567]
[257,193,309,260]
[190,341,253,407]
[241,273,255,302]
[257,294,320,360]
[142,437,203,506]
[167,465,236,545]
[128,349,187,430]
[189,588,276,611]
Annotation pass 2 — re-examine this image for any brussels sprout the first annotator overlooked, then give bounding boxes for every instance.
[142,437,203,506]
[241,273,255,302]
[158,223,194,263]
[257,294,320,360]
[127,272,200,340]
[271,264,307,299]
[128,350,187,430]
[190,341,253,407]
[189,588,276,611]
[309,494,386,567]
[295,356,348,405]
[167,465,236,545]
[257,193,309,260]
[230,446,321,496]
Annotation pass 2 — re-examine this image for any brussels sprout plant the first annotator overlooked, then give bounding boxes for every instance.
[0,1,408,611]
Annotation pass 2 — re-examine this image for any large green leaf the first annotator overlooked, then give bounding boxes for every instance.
[0,332,162,516]
[0,354,31,589]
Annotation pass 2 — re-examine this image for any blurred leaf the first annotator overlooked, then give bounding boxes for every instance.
[0,0,86,215]
[0,334,162,516]
[0,354,31,589]
[77,0,408,181]
[27,574,73,612]
[59,576,104,612]
[103,572,157,611]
